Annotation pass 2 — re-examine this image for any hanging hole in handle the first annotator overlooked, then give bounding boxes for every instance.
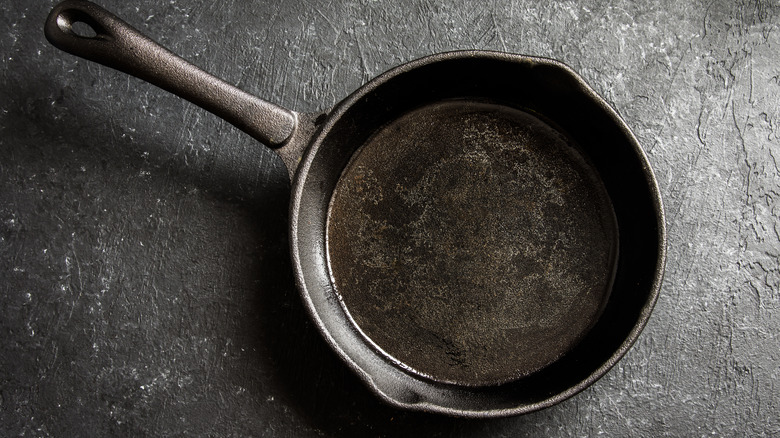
[69,20,98,38]
[56,10,103,39]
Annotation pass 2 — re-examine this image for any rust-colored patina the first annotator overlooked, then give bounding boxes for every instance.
[328,101,618,385]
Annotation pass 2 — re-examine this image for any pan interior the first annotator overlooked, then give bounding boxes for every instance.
[326,100,618,386]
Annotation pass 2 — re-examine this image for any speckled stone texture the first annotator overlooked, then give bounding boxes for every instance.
[1,0,778,436]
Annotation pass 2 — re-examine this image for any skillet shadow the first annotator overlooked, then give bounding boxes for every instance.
[18,72,526,436]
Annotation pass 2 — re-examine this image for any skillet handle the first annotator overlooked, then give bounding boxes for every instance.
[44,0,297,148]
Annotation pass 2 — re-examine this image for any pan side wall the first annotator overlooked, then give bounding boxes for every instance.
[291,53,664,415]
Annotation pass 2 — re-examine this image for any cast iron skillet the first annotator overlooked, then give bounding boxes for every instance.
[45,0,666,417]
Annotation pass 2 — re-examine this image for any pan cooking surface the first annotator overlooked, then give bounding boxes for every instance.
[326,100,618,386]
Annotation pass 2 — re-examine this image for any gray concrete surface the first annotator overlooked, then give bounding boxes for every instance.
[1,0,778,436]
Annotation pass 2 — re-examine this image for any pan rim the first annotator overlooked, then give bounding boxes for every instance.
[288,49,667,417]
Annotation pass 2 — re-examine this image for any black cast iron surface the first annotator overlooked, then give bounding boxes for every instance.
[287,50,661,416]
[328,100,618,386]
[2,0,779,436]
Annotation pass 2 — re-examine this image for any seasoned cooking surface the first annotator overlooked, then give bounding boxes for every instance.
[327,101,618,385]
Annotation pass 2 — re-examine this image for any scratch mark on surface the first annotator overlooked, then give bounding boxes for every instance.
[66,234,84,324]
[355,35,370,84]
[491,10,507,52]
[733,103,752,199]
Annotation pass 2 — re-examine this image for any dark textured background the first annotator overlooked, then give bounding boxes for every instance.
[2,0,778,436]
